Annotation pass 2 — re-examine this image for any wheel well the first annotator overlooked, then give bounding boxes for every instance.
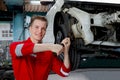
[53,12,72,38]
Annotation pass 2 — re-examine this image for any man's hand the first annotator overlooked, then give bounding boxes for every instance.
[50,37,71,56]
[61,37,71,54]
[52,44,64,55]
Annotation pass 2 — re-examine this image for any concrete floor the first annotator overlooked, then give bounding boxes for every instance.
[48,68,120,80]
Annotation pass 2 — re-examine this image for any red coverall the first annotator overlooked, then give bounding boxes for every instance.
[10,38,70,80]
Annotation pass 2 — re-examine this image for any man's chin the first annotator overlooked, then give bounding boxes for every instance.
[34,36,43,41]
[36,38,42,41]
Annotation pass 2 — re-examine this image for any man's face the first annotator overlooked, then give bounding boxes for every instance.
[29,19,47,43]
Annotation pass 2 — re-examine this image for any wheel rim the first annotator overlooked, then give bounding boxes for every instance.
[56,30,63,44]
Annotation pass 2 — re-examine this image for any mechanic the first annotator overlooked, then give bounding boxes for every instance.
[10,15,71,80]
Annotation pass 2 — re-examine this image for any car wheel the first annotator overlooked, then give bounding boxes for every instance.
[54,23,81,70]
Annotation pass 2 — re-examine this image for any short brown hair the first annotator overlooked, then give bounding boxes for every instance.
[29,15,48,27]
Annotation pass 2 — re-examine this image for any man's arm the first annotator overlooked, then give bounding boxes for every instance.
[61,38,71,69]
[33,43,63,55]
[51,38,71,77]
[10,42,63,57]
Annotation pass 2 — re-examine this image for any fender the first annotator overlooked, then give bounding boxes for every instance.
[43,0,64,43]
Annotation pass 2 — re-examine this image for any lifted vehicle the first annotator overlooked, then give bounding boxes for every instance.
[44,0,120,70]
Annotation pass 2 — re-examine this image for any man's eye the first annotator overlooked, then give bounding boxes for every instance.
[43,28,46,31]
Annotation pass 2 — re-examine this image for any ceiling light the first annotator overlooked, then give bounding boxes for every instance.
[30,1,41,5]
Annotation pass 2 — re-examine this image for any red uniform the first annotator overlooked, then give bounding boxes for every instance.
[10,38,70,80]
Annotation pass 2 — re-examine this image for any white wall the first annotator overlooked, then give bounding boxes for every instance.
[0,23,13,41]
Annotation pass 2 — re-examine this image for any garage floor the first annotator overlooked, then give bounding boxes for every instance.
[48,68,120,80]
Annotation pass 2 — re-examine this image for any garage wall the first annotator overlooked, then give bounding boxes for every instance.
[13,13,24,41]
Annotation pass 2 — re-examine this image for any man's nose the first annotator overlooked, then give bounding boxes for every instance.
[38,28,42,33]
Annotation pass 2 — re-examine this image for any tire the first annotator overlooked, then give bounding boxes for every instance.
[70,38,82,70]
[54,13,81,70]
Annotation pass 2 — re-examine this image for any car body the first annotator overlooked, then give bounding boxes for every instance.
[44,0,120,70]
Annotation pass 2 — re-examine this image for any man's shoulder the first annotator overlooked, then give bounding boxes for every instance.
[10,40,27,47]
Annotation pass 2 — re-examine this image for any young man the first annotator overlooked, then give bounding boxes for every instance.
[10,15,71,80]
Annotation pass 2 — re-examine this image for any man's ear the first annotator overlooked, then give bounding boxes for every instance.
[29,26,31,32]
